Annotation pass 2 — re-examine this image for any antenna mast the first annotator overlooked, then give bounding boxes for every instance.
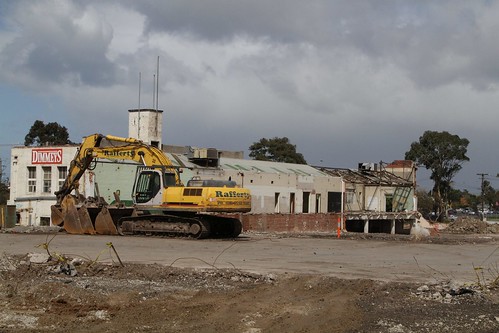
[156,55,160,111]
[152,74,156,109]
[137,72,141,138]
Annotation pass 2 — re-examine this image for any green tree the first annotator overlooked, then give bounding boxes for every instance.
[415,189,434,219]
[249,137,307,164]
[481,180,495,211]
[24,120,73,146]
[405,130,469,221]
[0,180,8,205]
[0,160,8,205]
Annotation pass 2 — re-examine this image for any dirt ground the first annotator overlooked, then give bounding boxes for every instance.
[1,217,498,333]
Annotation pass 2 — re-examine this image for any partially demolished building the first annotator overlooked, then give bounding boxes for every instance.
[320,160,418,234]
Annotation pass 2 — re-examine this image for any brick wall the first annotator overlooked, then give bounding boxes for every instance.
[227,213,341,233]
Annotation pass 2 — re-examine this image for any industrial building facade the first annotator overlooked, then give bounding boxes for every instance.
[7,109,418,234]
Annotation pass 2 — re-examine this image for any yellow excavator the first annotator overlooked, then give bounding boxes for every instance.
[50,134,251,238]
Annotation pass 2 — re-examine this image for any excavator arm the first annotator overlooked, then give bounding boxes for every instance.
[52,133,182,234]
[55,134,182,203]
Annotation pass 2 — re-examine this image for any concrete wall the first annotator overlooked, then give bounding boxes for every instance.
[128,109,163,147]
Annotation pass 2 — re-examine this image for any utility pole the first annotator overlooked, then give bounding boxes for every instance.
[477,173,488,221]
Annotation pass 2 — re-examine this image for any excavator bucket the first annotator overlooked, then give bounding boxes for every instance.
[50,205,64,227]
[77,205,97,235]
[55,195,96,235]
[60,195,84,234]
[94,206,118,235]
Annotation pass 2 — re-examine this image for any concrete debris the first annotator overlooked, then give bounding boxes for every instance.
[377,320,410,333]
[0,312,38,329]
[28,252,51,264]
[445,216,499,234]
[0,254,18,271]
[2,225,62,234]
[49,262,78,276]
[92,310,110,321]
[70,257,85,266]
[413,280,478,304]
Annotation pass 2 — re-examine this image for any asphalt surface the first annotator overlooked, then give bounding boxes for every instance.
[1,232,498,284]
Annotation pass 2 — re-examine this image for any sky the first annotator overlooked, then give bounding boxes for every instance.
[1,0,499,193]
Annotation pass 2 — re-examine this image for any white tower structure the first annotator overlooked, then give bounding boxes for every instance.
[128,109,163,148]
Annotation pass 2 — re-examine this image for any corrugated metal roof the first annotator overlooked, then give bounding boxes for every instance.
[167,153,331,176]
[218,158,330,177]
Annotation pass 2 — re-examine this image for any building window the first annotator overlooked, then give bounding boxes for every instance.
[327,192,342,213]
[42,167,52,193]
[385,194,393,212]
[27,167,36,193]
[40,217,50,226]
[58,166,68,190]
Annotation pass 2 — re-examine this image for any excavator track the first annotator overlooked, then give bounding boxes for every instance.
[118,214,242,239]
[119,214,211,239]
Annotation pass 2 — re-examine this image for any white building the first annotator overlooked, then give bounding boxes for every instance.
[9,145,78,225]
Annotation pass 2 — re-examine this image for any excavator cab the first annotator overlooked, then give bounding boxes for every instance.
[134,170,161,204]
[133,167,176,204]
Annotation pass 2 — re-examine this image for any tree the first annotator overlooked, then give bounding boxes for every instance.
[24,120,73,146]
[415,189,434,220]
[0,160,8,205]
[0,180,8,205]
[481,180,496,211]
[405,130,469,221]
[249,137,307,164]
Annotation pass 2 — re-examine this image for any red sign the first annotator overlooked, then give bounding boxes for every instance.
[32,149,63,164]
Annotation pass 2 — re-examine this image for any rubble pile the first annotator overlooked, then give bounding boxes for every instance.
[1,225,62,234]
[445,216,499,234]
[413,280,482,304]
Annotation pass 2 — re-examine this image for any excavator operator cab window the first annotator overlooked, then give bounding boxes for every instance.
[135,171,161,204]
[163,172,177,187]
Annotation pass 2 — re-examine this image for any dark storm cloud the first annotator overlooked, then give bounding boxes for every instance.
[128,0,499,91]
[0,0,119,87]
[129,0,336,43]
[2,0,499,91]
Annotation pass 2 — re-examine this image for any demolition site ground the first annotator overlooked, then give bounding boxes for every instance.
[0,217,498,333]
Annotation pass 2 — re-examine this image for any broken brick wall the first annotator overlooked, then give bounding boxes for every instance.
[227,213,341,233]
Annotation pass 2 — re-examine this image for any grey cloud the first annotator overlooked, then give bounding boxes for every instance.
[129,0,334,43]
[115,49,203,96]
[3,0,499,92]
[129,1,499,91]
[0,0,119,87]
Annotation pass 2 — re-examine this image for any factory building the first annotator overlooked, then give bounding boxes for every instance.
[7,109,418,234]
